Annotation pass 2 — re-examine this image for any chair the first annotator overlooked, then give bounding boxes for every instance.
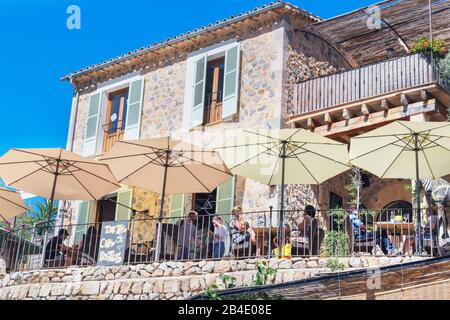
[423,218,443,257]
[345,216,374,254]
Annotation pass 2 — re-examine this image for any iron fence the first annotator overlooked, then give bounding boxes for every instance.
[0,207,443,272]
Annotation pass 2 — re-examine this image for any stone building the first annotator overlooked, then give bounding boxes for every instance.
[60,1,450,243]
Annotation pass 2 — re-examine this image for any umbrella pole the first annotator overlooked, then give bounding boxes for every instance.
[155,150,170,262]
[414,134,423,255]
[279,142,287,253]
[40,159,60,268]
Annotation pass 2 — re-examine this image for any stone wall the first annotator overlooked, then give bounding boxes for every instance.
[0,256,425,300]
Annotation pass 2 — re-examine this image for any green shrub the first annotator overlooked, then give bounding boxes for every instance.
[323,230,349,257]
[254,260,277,286]
[325,258,346,271]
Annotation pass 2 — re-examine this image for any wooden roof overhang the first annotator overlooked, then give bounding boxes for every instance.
[298,0,450,67]
[61,2,320,90]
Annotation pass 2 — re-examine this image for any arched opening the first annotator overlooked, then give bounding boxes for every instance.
[380,200,413,222]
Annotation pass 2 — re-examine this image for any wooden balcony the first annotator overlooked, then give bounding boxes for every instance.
[289,54,450,141]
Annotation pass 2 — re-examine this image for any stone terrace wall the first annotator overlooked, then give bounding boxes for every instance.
[0,256,426,300]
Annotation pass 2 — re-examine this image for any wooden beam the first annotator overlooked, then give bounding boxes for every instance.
[312,99,437,138]
[288,84,440,124]
[381,99,391,111]
[324,112,333,124]
[400,94,409,107]
[307,117,317,130]
[361,103,371,115]
[420,89,429,101]
[343,108,352,120]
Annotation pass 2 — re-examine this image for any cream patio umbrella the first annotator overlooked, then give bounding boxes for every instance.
[0,148,121,225]
[216,128,351,246]
[0,188,28,222]
[99,137,233,260]
[349,121,450,253]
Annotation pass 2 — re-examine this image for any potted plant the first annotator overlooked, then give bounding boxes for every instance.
[411,35,448,59]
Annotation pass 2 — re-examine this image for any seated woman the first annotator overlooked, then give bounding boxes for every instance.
[78,226,100,265]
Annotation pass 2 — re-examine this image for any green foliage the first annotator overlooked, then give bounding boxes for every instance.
[204,284,221,300]
[345,167,363,207]
[411,35,448,58]
[323,230,349,257]
[219,273,236,289]
[324,209,349,257]
[254,259,277,286]
[325,258,345,271]
[439,53,450,86]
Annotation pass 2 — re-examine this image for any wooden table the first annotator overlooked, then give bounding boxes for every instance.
[374,222,415,234]
[253,226,290,256]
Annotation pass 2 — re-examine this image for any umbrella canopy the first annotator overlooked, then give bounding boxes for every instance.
[216,128,350,248]
[0,148,120,202]
[350,121,450,180]
[99,137,232,261]
[0,188,28,221]
[99,137,232,195]
[216,129,350,185]
[349,121,450,253]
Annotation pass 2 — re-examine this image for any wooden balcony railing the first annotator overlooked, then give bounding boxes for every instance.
[293,53,449,115]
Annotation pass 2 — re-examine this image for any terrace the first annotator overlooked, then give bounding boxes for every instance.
[0,207,445,273]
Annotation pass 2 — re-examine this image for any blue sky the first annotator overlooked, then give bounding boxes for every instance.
[0,0,376,156]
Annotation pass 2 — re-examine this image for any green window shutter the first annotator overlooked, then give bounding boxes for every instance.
[191,55,207,128]
[215,177,235,223]
[74,201,90,244]
[222,43,240,119]
[83,92,102,156]
[169,194,185,222]
[124,78,144,140]
[115,189,133,221]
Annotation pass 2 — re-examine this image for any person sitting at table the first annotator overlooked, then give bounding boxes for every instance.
[44,229,70,267]
[78,226,100,265]
[348,206,394,255]
[229,206,247,246]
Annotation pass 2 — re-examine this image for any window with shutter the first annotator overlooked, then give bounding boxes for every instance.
[184,42,240,129]
[222,43,240,119]
[124,78,144,140]
[215,176,235,223]
[169,194,185,222]
[74,201,90,244]
[83,93,102,157]
[191,55,207,127]
[115,189,133,221]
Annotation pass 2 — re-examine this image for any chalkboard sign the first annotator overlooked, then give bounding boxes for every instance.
[97,221,129,266]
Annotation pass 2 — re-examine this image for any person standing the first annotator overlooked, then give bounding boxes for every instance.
[176,211,201,260]
[212,216,227,259]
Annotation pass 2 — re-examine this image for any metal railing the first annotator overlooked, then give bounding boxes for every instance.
[0,208,442,272]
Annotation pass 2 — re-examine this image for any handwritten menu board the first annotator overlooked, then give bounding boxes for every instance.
[97,221,129,266]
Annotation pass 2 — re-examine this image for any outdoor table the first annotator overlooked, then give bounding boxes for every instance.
[374,222,415,234]
[253,226,290,256]
[374,222,415,252]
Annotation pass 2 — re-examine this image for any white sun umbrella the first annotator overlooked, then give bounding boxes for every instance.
[350,121,450,253]
[0,148,121,225]
[216,128,351,245]
[0,188,28,222]
[99,137,233,260]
